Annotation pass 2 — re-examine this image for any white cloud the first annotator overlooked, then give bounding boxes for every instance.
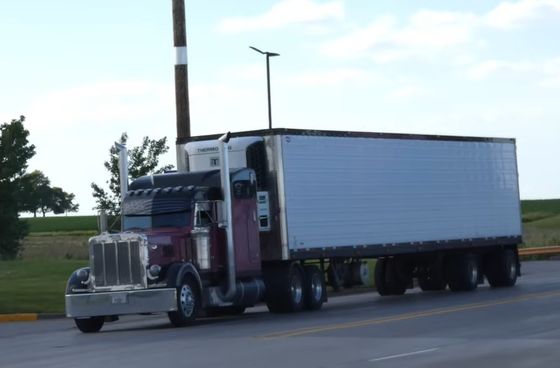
[322,11,478,61]
[218,0,344,32]
[387,85,428,100]
[485,0,560,29]
[322,0,560,64]
[540,57,560,86]
[26,81,173,131]
[467,57,560,85]
[322,15,396,58]
[288,68,375,86]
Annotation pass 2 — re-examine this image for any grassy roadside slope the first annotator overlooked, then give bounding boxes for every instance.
[0,260,88,314]
[522,199,560,246]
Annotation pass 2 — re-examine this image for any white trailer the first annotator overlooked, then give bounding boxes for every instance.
[181,128,522,300]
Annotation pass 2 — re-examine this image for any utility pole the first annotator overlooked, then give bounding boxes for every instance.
[173,0,191,141]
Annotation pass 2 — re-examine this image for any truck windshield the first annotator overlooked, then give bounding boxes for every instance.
[123,211,191,230]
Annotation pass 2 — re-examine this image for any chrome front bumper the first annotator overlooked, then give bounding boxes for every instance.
[65,288,177,318]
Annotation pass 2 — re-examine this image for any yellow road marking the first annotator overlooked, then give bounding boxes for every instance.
[259,290,560,339]
[0,314,38,323]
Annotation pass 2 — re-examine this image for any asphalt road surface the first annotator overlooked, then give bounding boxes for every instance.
[2,260,560,368]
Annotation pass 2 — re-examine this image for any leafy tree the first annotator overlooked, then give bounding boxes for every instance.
[50,187,79,215]
[18,170,51,217]
[0,116,35,259]
[18,170,79,217]
[91,133,173,218]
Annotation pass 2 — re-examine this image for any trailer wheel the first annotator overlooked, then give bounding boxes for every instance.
[484,249,518,287]
[446,253,479,292]
[375,258,406,296]
[419,257,447,291]
[264,262,305,313]
[374,259,390,296]
[303,265,326,310]
[74,316,104,333]
[168,275,200,327]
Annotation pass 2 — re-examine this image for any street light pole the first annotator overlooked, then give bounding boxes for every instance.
[250,46,279,130]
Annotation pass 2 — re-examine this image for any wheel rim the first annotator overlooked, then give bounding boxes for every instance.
[509,258,517,280]
[179,284,195,317]
[469,261,478,285]
[311,274,323,302]
[291,273,303,305]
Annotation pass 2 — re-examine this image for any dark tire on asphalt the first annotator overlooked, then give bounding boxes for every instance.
[446,253,479,292]
[74,316,105,333]
[375,258,407,296]
[375,258,390,296]
[303,265,326,311]
[484,248,518,287]
[386,258,407,295]
[419,256,447,291]
[264,262,305,313]
[168,275,200,327]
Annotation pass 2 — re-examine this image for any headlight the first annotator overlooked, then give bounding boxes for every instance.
[148,264,161,279]
[76,268,90,283]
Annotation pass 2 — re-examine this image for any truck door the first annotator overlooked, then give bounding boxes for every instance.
[231,173,261,274]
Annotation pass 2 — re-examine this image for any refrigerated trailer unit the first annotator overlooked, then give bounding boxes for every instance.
[66,128,522,332]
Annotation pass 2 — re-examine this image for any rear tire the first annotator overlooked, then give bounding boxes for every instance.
[485,248,518,287]
[446,253,479,292]
[303,265,326,311]
[264,262,305,313]
[419,256,447,291]
[168,276,200,327]
[74,316,104,333]
[375,258,406,296]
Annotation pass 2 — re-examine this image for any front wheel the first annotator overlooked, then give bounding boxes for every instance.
[168,276,200,327]
[74,316,104,333]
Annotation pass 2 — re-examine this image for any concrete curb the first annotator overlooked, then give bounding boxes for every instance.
[0,313,65,323]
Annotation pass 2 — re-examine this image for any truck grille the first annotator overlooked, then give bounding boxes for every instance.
[90,238,146,288]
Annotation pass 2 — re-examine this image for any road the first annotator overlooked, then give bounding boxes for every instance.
[2,261,560,368]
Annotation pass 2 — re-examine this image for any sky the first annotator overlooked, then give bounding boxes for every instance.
[1,0,559,216]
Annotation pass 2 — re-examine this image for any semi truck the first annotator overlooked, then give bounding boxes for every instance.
[65,128,522,332]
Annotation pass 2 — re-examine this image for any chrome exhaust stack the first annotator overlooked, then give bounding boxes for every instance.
[115,142,129,231]
[217,132,236,301]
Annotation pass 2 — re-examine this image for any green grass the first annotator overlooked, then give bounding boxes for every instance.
[0,260,88,314]
[22,215,98,233]
[521,199,560,247]
[21,233,93,260]
[521,199,560,217]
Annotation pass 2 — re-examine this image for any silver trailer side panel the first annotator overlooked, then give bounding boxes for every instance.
[279,134,522,252]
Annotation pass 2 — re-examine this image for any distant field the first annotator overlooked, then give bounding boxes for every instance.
[22,215,98,233]
[21,233,93,260]
[521,199,560,247]
[0,260,88,313]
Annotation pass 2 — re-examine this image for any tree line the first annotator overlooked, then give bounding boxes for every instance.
[0,116,78,259]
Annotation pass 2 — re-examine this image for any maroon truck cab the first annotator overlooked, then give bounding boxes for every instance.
[65,168,265,332]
